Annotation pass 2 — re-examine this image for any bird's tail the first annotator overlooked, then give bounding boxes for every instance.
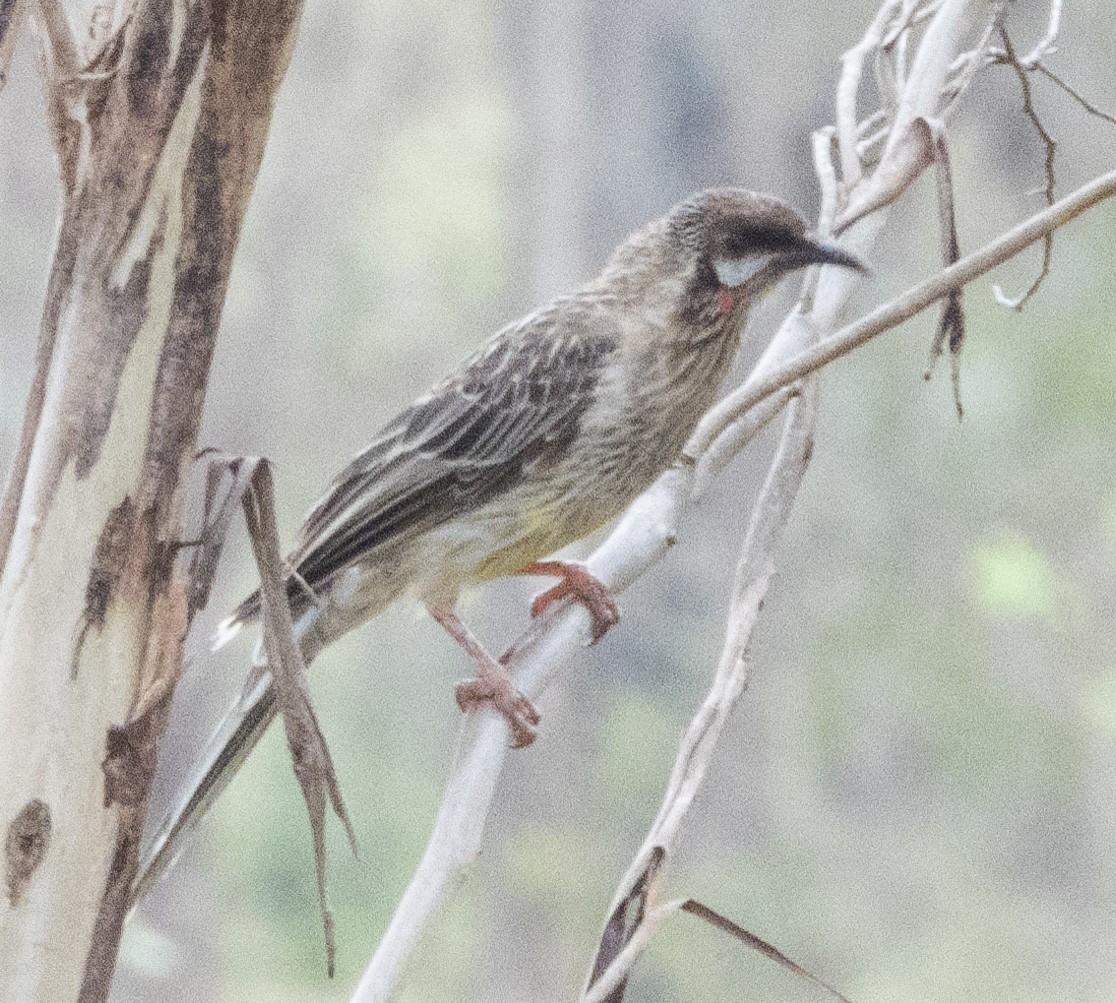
[129,606,318,910]
[129,671,276,910]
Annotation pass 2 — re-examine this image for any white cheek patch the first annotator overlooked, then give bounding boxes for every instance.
[714,255,772,288]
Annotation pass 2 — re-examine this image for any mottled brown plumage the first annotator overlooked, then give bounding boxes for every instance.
[133,188,862,900]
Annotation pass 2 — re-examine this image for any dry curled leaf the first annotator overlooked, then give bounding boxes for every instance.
[184,452,262,622]
[242,459,357,978]
[918,116,965,418]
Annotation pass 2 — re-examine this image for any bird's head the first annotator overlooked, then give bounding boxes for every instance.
[663,187,865,323]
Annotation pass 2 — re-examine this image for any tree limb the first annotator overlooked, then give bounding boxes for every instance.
[0,4,310,1000]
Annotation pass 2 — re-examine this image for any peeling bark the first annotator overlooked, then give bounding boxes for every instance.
[5,799,51,907]
[0,0,27,90]
[83,497,137,630]
[0,2,308,1000]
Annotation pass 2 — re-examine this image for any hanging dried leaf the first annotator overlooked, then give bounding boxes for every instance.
[184,452,262,622]
[919,116,965,418]
[680,899,854,1003]
[241,459,357,978]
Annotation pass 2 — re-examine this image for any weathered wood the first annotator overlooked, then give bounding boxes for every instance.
[0,2,306,1000]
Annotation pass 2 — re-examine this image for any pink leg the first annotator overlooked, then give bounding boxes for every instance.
[520,561,620,644]
[429,606,541,749]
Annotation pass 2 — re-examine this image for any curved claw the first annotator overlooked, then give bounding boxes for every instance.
[455,668,541,749]
[430,604,541,748]
[526,562,620,644]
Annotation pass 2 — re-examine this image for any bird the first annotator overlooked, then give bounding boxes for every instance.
[132,187,863,903]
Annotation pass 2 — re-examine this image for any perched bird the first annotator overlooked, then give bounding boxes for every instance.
[133,188,863,902]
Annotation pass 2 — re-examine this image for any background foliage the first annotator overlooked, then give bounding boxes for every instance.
[1,1,1114,1000]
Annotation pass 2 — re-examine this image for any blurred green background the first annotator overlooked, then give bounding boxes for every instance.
[2,1,1115,1000]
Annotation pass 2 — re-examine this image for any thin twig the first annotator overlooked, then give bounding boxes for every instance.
[693,385,798,498]
[856,124,891,159]
[582,901,677,1003]
[856,107,890,138]
[1035,63,1116,126]
[1019,0,1061,69]
[938,2,1008,117]
[991,27,1057,310]
[880,0,942,49]
[585,847,667,1002]
[836,0,905,184]
[814,128,840,238]
[838,0,1005,233]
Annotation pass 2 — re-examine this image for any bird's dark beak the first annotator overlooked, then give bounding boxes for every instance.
[713,238,867,290]
[787,238,868,274]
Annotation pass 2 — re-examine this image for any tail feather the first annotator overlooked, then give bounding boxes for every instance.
[132,598,332,910]
[131,603,322,910]
[211,586,266,652]
[129,674,277,909]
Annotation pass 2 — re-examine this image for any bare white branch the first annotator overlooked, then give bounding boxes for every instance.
[351,158,1116,1003]
[839,0,1001,232]
[1020,0,1062,69]
[582,383,819,1002]
[836,0,903,185]
[813,127,840,238]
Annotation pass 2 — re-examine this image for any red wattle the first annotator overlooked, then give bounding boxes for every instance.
[717,289,734,313]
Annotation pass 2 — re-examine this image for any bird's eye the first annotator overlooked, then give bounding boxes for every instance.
[713,255,772,288]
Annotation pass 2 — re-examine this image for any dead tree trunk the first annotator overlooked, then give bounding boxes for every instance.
[0,3,306,1000]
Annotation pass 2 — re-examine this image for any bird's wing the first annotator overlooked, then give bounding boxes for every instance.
[137,315,618,906]
[290,309,617,591]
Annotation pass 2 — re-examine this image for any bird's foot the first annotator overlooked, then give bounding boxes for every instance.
[429,604,542,748]
[455,663,541,749]
[521,561,620,644]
